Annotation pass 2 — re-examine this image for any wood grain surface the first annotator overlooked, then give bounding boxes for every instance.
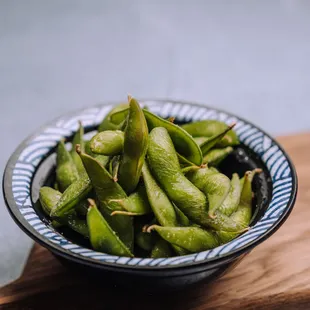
[1,133,309,310]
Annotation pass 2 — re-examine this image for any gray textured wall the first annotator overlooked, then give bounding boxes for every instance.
[1,0,309,286]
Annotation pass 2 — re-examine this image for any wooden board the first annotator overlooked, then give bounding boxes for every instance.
[1,133,310,310]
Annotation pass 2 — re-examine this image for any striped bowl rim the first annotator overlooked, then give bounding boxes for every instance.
[3,100,298,269]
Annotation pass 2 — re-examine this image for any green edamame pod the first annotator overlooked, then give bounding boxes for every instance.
[71,122,86,175]
[142,162,188,256]
[50,175,92,219]
[98,103,128,132]
[118,97,148,194]
[110,184,152,216]
[200,123,236,156]
[109,108,203,165]
[56,140,79,192]
[77,146,133,250]
[85,140,110,167]
[39,187,62,216]
[142,162,178,227]
[183,167,246,232]
[90,130,124,156]
[193,137,208,145]
[135,231,155,251]
[87,199,133,257]
[218,173,241,216]
[174,204,191,227]
[203,146,233,166]
[151,239,172,258]
[182,120,239,147]
[217,170,260,243]
[186,167,230,218]
[147,127,209,227]
[75,199,90,217]
[148,225,219,253]
[39,186,88,237]
[67,213,89,238]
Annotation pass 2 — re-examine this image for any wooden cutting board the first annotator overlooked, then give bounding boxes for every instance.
[1,133,309,310]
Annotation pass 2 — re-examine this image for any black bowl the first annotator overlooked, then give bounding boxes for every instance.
[3,100,297,291]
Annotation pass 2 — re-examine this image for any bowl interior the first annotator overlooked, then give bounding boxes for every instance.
[31,125,273,252]
[4,100,296,269]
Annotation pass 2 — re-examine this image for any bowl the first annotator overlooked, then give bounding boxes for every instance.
[3,100,297,291]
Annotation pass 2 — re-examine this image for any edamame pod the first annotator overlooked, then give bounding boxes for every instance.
[50,175,92,219]
[147,225,219,252]
[87,199,133,257]
[110,184,152,216]
[40,186,88,237]
[109,108,203,165]
[218,173,241,216]
[203,146,233,166]
[151,239,172,258]
[193,137,208,145]
[77,146,133,250]
[90,130,124,156]
[56,140,79,192]
[147,127,210,228]
[71,122,86,175]
[135,231,155,251]
[182,120,239,147]
[39,187,62,216]
[200,124,236,156]
[98,103,128,132]
[186,166,231,218]
[174,204,191,227]
[217,169,261,243]
[85,140,110,167]
[118,97,148,193]
[142,162,178,227]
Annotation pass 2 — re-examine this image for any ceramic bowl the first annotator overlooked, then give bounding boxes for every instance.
[3,100,297,291]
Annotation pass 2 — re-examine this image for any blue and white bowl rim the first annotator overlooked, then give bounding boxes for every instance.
[3,100,298,269]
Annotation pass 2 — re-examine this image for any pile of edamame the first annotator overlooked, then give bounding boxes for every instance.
[39,97,261,258]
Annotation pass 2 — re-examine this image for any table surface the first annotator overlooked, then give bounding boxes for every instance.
[0,132,308,310]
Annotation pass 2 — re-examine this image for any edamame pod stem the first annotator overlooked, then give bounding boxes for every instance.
[218,173,241,216]
[56,140,79,192]
[147,127,209,227]
[141,162,178,227]
[87,199,133,257]
[118,97,148,193]
[90,130,124,156]
[98,103,129,132]
[71,122,86,175]
[109,108,203,165]
[110,184,152,216]
[147,225,219,253]
[203,147,233,166]
[186,167,231,218]
[200,123,236,156]
[77,145,133,250]
[182,120,239,147]
[51,175,92,219]
[151,239,172,258]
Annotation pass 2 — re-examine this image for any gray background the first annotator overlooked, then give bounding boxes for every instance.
[0,0,309,286]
